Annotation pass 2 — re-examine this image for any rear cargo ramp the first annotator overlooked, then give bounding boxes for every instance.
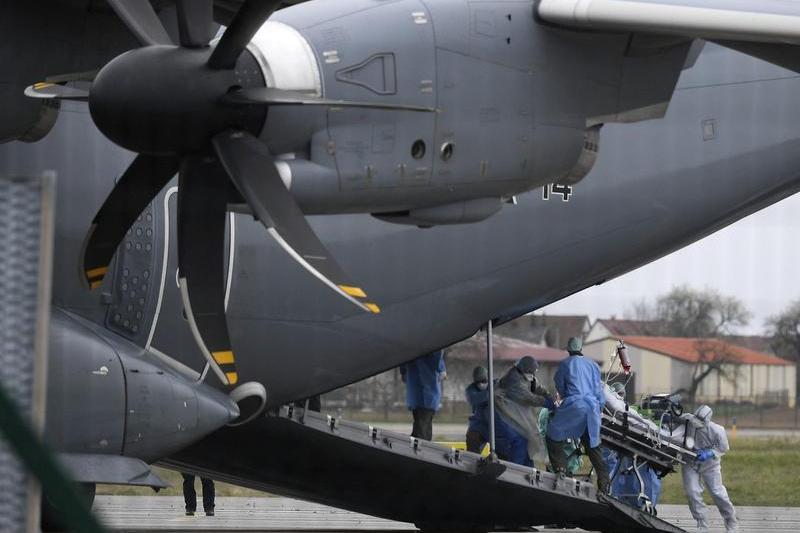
[165,407,686,533]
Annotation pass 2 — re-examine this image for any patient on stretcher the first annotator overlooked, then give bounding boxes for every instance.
[602,384,692,449]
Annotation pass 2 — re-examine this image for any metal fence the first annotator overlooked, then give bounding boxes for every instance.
[0,173,55,531]
[325,389,800,430]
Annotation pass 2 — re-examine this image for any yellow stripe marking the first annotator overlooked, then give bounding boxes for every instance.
[226,372,239,385]
[213,350,235,365]
[339,285,367,298]
[33,82,53,90]
[89,280,103,290]
[365,303,381,314]
[86,266,108,279]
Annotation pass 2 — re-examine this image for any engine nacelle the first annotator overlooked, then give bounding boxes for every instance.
[251,1,589,220]
[46,309,239,463]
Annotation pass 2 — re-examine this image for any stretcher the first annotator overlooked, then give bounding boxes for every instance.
[601,408,696,475]
[599,392,697,514]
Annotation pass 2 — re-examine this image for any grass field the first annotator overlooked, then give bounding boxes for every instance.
[98,437,800,507]
[658,437,800,506]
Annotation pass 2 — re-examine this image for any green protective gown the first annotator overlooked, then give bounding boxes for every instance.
[538,408,583,475]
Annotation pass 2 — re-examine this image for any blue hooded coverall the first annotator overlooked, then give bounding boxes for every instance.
[465,382,489,453]
[402,351,446,440]
[403,350,446,410]
[465,383,490,434]
[547,353,610,492]
[611,456,662,508]
[547,354,605,447]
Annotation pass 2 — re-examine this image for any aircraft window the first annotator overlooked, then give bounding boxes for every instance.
[440,142,454,161]
[411,139,426,159]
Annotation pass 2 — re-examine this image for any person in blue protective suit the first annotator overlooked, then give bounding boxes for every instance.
[546,336,610,493]
[465,366,490,453]
[612,456,662,511]
[491,356,554,467]
[400,350,446,441]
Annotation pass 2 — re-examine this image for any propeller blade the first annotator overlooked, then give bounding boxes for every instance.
[207,0,282,69]
[212,130,381,315]
[82,155,179,289]
[177,156,240,387]
[106,0,173,47]
[176,0,214,47]
[221,87,438,113]
[24,83,89,101]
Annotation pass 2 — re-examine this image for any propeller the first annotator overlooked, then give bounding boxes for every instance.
[25,0,431,387]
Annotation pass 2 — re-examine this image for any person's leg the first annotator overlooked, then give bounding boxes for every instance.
[582,434,609,494]
[181,473,196,514]
[682,465,709,532]
[201,478,215,515]
[423,408,435,440]
[546,437,570,474]
[411,408,423,438]
[411,408,434,440]
[466,429,485,453]
[506,432,532,467]
[648,467,663,508]
[701,463,737,531]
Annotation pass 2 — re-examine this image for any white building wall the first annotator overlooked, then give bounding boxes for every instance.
[671,358,695,395]
[582,338,618,373]
[585,323,613,344]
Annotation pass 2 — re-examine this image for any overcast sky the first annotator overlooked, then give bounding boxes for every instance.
[539,193,800,336]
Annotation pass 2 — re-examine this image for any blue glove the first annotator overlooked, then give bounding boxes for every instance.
[696,449,714,462]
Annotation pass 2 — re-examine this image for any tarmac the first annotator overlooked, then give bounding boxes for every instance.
[94,496,800,532]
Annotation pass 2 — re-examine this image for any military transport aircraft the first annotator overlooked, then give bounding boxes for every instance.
[3,0,800,531]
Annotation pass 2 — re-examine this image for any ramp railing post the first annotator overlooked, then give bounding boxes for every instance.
[486,320,496,453]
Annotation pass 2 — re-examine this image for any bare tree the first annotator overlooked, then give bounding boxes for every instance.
[629,287,750,402]
[656,286,750,337]
[766,299,800,397]
[627,298,657,322]
[679,340,741,404]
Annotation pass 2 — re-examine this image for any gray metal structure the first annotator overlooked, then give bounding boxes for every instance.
[2,0,800,530]
[0,173,55,531]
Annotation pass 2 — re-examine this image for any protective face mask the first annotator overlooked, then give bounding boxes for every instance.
[477,382,488,391]
[689,415,706,429]
[523,373,536,382]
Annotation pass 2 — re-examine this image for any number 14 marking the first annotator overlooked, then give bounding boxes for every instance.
[542,183,573,202]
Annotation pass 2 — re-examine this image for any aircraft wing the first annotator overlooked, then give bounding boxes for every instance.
[537,0,800,44]
[537,0,800,73]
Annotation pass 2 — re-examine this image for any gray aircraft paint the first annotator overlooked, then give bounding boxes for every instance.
[2,1,800,455]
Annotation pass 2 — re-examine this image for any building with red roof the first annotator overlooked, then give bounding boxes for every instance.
[584,335,795,407]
